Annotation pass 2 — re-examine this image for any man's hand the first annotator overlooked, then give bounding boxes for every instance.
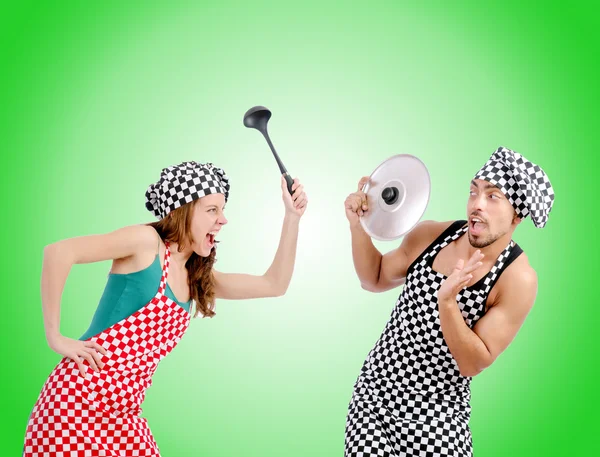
[438,250,484,306]
[345,176,370,227]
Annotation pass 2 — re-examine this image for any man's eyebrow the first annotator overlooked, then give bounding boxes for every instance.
[470,180,501,191]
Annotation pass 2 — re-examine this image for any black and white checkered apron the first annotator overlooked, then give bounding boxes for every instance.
[345,221,522,457]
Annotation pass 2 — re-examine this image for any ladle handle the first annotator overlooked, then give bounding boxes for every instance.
[283,173,294,197]
[261,130,294,196]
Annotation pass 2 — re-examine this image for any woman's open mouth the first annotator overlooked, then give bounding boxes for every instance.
[205,231,217,249]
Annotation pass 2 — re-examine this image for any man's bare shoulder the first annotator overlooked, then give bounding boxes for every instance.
[402,220,460,260]
[490,251,538,307]
[501,252,537,286]
[405,220,456,247]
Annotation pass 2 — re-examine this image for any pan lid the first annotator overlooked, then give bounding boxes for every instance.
[360,154,431,241]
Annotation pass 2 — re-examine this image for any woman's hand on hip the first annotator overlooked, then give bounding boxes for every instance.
[48,334,107,377]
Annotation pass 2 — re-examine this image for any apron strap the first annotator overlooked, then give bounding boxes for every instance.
[157,241,171,296]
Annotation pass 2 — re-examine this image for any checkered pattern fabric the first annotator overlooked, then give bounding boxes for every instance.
[145,161,230,219]
[24,243,191,456]
[474,146,554,228]
[345,223,517,457]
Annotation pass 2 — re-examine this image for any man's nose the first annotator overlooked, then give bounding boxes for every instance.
[471,194,487,212]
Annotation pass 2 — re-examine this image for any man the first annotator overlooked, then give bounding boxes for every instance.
[344,147,554,457]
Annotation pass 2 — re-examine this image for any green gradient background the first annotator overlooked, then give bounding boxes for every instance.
[2,2,597,455]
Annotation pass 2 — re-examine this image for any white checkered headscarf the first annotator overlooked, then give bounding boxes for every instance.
[474,147,554,228]
[145,161,230,220]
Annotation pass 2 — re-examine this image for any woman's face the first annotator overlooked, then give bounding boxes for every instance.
[189,193,228,257]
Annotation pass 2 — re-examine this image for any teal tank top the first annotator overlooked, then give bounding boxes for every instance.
[79,254,192,341]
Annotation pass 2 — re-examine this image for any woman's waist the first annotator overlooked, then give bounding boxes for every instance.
[37,356,157,416]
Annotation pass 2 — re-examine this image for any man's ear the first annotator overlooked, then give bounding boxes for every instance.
[512,212,522,225]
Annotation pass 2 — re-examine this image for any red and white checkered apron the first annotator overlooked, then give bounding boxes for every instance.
[24,242,191,456]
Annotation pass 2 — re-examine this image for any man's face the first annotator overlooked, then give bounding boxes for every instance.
[467,179,520,248]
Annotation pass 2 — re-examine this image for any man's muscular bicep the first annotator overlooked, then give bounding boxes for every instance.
[372,245,409,292]
[472,266,538,366]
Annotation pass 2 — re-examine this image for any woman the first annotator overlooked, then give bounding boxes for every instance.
[23,161,307,456]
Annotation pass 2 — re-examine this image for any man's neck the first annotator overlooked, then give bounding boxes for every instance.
[457,230,514,264]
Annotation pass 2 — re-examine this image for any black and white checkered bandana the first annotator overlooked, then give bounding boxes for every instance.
[474,147,554,228]
[145,161,230,220]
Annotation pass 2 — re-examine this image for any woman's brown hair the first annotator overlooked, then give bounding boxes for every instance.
[147,201,216,318]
